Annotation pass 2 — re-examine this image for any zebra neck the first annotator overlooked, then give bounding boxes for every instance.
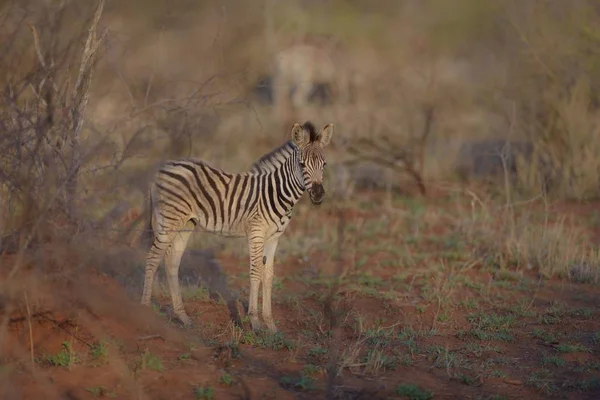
[277,156,305,212]
[250,141,305,211]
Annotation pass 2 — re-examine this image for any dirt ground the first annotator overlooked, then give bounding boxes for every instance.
[1,189,600,400]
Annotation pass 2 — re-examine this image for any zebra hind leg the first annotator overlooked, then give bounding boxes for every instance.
[164,220,195,327]
[141,234,167,307]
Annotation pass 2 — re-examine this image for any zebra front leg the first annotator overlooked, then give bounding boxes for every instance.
[247,232,266,331]
[262,237,280,333]
[164,221,194,327]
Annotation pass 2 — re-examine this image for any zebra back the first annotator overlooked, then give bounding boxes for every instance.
[149,141,304,238]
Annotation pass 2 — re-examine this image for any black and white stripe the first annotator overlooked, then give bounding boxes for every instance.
[151,140,305,237]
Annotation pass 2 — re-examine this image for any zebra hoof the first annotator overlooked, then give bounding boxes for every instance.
[264,318,278,334]
[177,315,193,328]
[250,317,262,331]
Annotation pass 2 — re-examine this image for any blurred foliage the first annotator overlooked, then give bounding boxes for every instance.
[270,0,393,49]
[425,0,505,54]
[3,0,600,200]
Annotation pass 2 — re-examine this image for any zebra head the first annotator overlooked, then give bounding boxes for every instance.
[291,121,334,205]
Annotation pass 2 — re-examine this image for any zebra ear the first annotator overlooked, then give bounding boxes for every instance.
[319,124,334,147]
[291,123,307,147]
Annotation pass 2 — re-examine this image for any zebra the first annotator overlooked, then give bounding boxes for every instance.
[141,121,334,332]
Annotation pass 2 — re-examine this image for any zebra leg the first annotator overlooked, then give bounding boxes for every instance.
[262,237,280,333]
[141,232,170,306]
[247,231,266,331]
[164,220,195,327]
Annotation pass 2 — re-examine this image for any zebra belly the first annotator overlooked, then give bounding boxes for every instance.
[196,220,247,238]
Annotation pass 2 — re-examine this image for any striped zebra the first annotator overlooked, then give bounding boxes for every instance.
[141,121,334,332]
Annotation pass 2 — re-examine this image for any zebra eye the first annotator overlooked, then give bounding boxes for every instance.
[299,161,305,168]
[323,162,327,167]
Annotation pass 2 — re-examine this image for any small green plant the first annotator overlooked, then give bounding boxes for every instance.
[568,308,594,319]
[457,373,477,386]
[241,330,293,350]
[151,303,166,316]
[90,341,109,365]
[138,349,163,372]
[467,312,515,331]
[364,327,395,347]
[531,328,557,343]
[483,395,508,400]
[540,355,566,368]
[363,348,397,375]
[302,364,320,376]
[86,386,116,398]
[280,374,315,390]
[527,369,555,394]
[556,343,589,353]
[427,345,463,369]
[416,304,428,313]
[539,303,565,325]
[45,341,78,367]
[463,343,501,357]
[490,370,508,378]
[572,377,600,391]
[273,277,284,290]
[307,345,328,359]
[183,286,210,301]
[218,373,234,386]
[460,312,516,342]
[395,383,434,400]
[437,312,451,322]
[194,386,214,399]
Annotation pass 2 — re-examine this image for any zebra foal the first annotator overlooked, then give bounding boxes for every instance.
[141,121,334,332]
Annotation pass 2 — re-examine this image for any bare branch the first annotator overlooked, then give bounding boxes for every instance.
[64,0,106,219]
[26,23,46,69]
[70,0,106,139]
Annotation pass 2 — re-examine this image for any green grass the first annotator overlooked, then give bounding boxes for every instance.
[555,343,589,354]
[280,374,315,391]
[526,369,555,394]
[86,386,117,398]
[540,355,566,368]
[89,340,109,366]
[218,373,234,386]
[137,350,163,372]
[396,384,434,400]
[44,341,78,367]
[241,330,294,350]
[194,386,214,399]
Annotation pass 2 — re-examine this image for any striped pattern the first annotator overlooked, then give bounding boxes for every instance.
[141,121,334,332]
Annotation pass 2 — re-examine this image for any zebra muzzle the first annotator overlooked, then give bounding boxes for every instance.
[309,184,325,205]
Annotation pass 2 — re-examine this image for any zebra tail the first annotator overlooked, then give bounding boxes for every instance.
[144,183,159,249]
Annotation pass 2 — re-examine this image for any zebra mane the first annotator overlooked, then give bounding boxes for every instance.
[250,141,297,173]
[302,121,319,142]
